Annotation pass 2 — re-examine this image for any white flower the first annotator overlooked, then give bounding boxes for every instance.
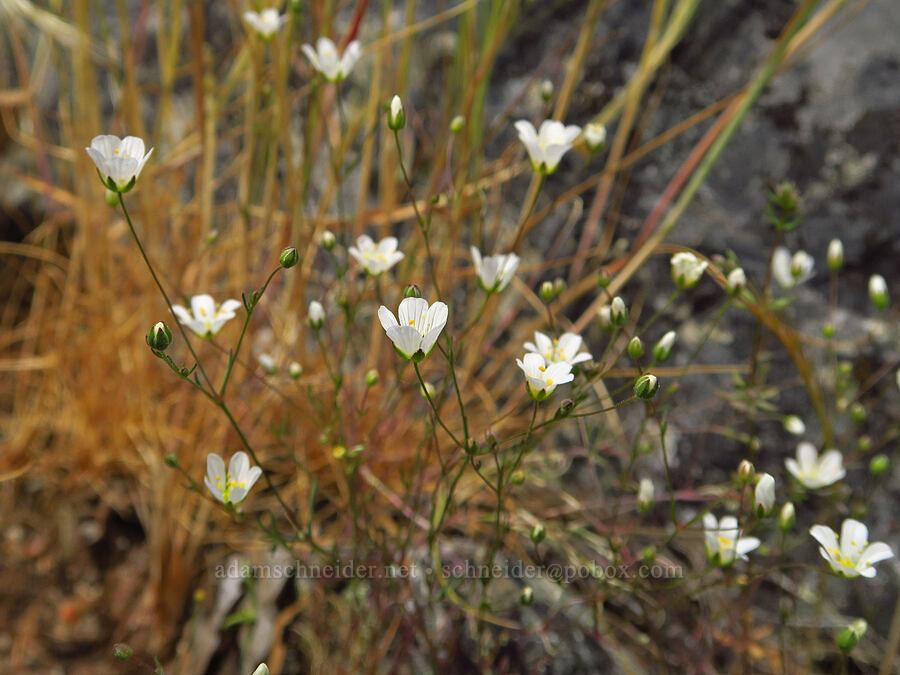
[809,519,894,578]
[754,473,775,516]
[308,300,325,330]
[610,296,627,325]
[243,9,287,37]
[703,514,760,565]
[583,122,606,152]
[670,252,708,289]
[252,665,270,675]
[637,478,654,512]
[514,119,581,174]
[85,135,153,191]
[516,353,574,401]
[172,294,242,337]
[204,451,263,505]
[785,442,845,489]
[348,235,404,275]
[772,247,814,288]
[378,297,448,360]
[524,331,592,366]
[470,246,520,293]
[301,37,362,82]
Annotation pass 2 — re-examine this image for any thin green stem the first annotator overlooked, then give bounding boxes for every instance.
[414,361,466,450]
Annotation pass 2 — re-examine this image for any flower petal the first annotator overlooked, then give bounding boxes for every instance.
[377,305,399,331]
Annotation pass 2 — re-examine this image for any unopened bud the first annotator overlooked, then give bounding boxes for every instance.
[822,323,836,339]
[510,470,525,486]
[320,230,336,250]
[279,246,299,268]
[146,322,173,351]
[738,459,755,483]
[404,284,422,299]
[520,586,535,606]
[164,454,179,468]
[539,281,555,303]
[627,336,644,360]
[637,478,654,513]
[288,361,303,379]
[420,381,435,399]
[869,274,889,310]
[450,115,465,134]
[539,79,554,102]
[583,122,607,153]
[778,502,795,531]
[387,95,406,131]
[597,306,612,329]
[653,331,676,363]
[827,238,844,272]
[530,523,546,544]
[552,277,567,296]
[105,188,120,207]
[850,402,866,423]
[365,369,379,387]
[782,415,805,436]
[870,454,889,475]
[754,473,775,517]
[634,373,659,399]
[837,619,867,653]
[727,267,746,294]
[308,300,325,330]
[610,296,628,326]
[258,353,277,375]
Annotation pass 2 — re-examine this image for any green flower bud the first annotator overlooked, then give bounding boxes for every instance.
[146,321,173,351]
[634,373,659,399]
[628,336,644,360]
[857,435,872,452]
[642,545,656,563]
[539,79,554,102]
[279,246,299,268]
[404,284,422,299]
[596,271,612,288]
[104,188,120,207]
[869,454,889,475]
[288,361,303,379]
[552,277,567,296]
[837,619,867,653]
[450,115,465,134]
[850,402,866,423]
[822,322,836,339]
[510,470,525,486]
[827,239,844,272]
[164,454,179,468]
[365,369,379,387]
[539,281,555,303]
[869,274,889,310]
[530,523,546,544]
[767,181,800,230]
[653,331,676,363]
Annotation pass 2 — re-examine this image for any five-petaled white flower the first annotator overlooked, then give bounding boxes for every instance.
[514,119,581,175]
[204,451,263,505]
[809,518,894,578]
[671,252,708,289]
[516,353,574,401]
[243,9,287,37]
[703,513,760,566]
[772,247,814,289]
[172,294,242,338]
[524,331,592,366]
[348,235,405,275]
[470,246,520,293]
[301,37,362,82]
[785,442,845,489]
[378,297,448,361]
[86,135,153,192]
